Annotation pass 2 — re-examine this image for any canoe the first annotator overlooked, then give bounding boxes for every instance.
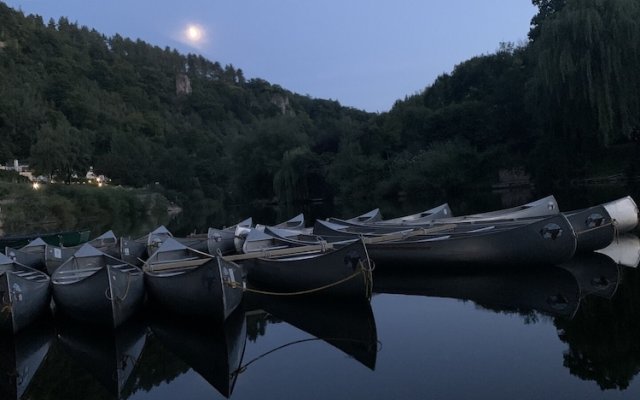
[143,238,244,321]
[0,229,91,249]
[333,203,452,226]
[240,227,326,254]
[56,317,147,398]
[118,237,148,266]
[146,225,174,256]
[373,264,580,319]
[342,208,383,224]
[595,234,640,268]
[313,214,577,266]
[4,237,48,271]
[0,321,54,399]
[44,230,120,275]
[0,253,51,333]
[200,217,253,255]
[271,213,305,230]
[563,205,615,252]
[51,244,145,327]
[432,195,560,224]
[367,214,577,265]
[244,293,378,370]
[602,195,639,234]
[233,239,373,299]
[149,306,247,398]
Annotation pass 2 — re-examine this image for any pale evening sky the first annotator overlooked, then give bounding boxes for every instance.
[4,0,537,112]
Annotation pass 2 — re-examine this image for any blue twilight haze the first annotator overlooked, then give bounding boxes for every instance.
[5,0,536,112]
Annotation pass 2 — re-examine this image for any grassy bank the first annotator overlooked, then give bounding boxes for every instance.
[0,182,171,236]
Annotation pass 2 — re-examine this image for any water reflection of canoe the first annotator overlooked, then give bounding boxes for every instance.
[596,234,640,268]
[0,253,51,333]
[149,307,247,398]
[0,321,53,399]
[373,265,581,319]
[244,293,378,370]
[559,252,621,299]
[56,317,147,398]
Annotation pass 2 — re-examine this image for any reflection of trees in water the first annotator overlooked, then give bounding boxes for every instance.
[554,269,640,390]
[245,311,282,342]
[122,332,189,396]
[24,340,113,400]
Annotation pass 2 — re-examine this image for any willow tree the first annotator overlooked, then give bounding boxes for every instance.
[528,0,640,151]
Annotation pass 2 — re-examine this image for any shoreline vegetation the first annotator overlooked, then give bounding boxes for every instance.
[0,179,171,236]
[1,1,639,234]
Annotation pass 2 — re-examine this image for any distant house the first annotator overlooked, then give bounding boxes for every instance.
[86,166,110,185]
[1,159,35,181]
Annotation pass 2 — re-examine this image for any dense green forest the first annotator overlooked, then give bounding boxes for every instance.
[1,0,639,215]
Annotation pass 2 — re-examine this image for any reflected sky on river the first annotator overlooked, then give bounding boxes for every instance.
[4,247,640,399]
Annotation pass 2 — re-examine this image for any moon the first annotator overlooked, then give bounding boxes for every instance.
[185,24,204,42]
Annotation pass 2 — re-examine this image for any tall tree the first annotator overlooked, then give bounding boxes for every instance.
[527,0,640,151]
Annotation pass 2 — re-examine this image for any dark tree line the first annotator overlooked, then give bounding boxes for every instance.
[1,0,638,210]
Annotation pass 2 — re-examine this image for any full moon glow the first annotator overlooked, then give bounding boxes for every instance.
[185,24,203,42]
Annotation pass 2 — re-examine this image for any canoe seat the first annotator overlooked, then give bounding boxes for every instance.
[113,267,140,273]
[147,257,210,272]
[14,271,41,277]
[56,266,102,274]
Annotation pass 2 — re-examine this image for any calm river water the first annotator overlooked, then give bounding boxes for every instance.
[4,187,640,399]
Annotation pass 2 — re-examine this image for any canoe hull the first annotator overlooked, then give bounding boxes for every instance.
[243,240,373,299]
[565,205,615,252]
[0,272,51,333]
[368,214,577,266]
[52,266,144,327]
[145,258,243,322]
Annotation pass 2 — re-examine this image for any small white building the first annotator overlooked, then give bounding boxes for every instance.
[1,159,35,181]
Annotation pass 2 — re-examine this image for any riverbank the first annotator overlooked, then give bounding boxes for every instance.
[0,182,173,237]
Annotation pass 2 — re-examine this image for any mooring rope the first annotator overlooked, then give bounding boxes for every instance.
[232,336,379,376]
[117,272,133,302]
[576,221,614,235]
[225,266,365,296]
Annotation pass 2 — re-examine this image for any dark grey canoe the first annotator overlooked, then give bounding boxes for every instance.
[271,213,305,230]
[149,306,247,398]
[4,237,47,271]
[333,203,452,227]
[362,214,577,266]
[203,217,253,255]
[373,264,581,319]
[44,230,120,275]
[564,204,615,252]
[237,239,373,299]
[0,253,51,333]
[343,208,383,224]
[244,293,378,370]
[144,238,244,321]
[51,244,145,327]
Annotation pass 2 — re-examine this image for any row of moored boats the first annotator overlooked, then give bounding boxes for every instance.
[0,194,638,333]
